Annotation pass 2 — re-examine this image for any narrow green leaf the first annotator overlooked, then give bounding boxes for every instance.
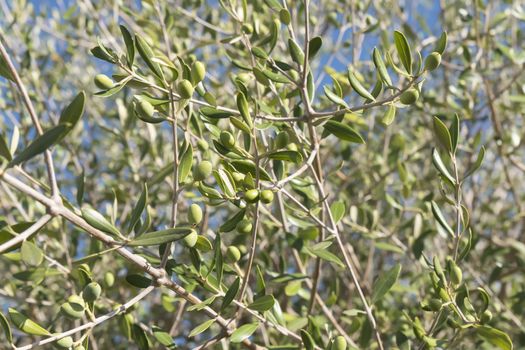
[348,69,375,101]
[477,326,513,350]
[120,25,135,67]
[214,235,223,286]
[8,124,70,168]
[308,36,323,59]
[132,324,150,350]
[200,107,232,119]
[58,91,86,130]
[324,120,365,144]
[248,295,275,312]
[8,308,50,336]
[128,183,148,233]
[324,85,349,108]
[230,323,259,343]
[179,142,193,184]
[268,150,303,163]
[0,56,14,81]
[372,263,401,304]
[125,274,152,288]
[330,201,346,223]
[189,319,214,338]
[219,209,246,233]
[464,146,485,179]
[433,116,453,153]
[21,240,44,267]
[450,114,460,153]
[305,246,344,267]
[394,30,412,74]
[0,134,11,161]
[381,105,396,126]
[431,148,455,185]
[152,326,174,348]
[0,311,12,343]
[434,31,448,55]
[430,201,455,237]
[127,227,194,246]
[135,34,164,80]
[372,47,392,86]
[221,277,240,312]
[300,329,315,350]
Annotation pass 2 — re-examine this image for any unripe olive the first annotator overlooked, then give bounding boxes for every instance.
[74,345,86,350]
[220,131,236,149]
[287,143,298,151]
[182,229,198,247]
[232,172,245,183]
[237,73,251,84]
[244,189,260,203]
[330,336,347,350]
[178,79,194,99]
[94,74,114,90]
[104,271,115,288]
[55,336,74,348]
[188,203,203,225]
[438,288,450,302]
[191,61,206,83]
[197,139,209,151]
[237,219,253,234]
[298,227,319,241]
[275,131,289,149]
[279,9,291,25]
[136,100,155,119]
[428,298,442,311]
[446,318,460,329]
[424,52,442,71]
[193,161,212,181]
[450,265,463,286]
[61,295,85,319]
[83,282,102,302]
[260,190,274,204]
[399,88,419,105]
[225,246,241,263]
[480,310,493,324]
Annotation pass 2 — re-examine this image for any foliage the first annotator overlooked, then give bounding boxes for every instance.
[1,0,525,349]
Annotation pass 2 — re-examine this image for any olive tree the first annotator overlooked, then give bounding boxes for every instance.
[0,0,524,349]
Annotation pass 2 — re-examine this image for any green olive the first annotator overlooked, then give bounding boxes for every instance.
[94,74,114,90]
[225,246,241,263]
[480,310,493,324]
[188,203,203,225]
[298,227,319,241]
[104,271,115,288]
[450,265,462,286]
[182,229,198,247]
[260,190,274,204]
[61,299,85,319]
[178,79,194,99]
[424,52,442,71]
[428,298,442,311]
[275,131,289,149]
[220,131,236,149]
[236,219,253,234]
[55,336,74,348]
[83,282,102,302]
[191,61,206,83]
[244,189,260,203]
[193,161,212,181]
[136,100,155,119]
[330,336,347,350]
[399,89,419,105]
[197,139,209,151]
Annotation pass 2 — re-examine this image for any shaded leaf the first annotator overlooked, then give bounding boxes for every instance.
[372,263,401,304]
[127,227,194,246]
[324,120,365,144]
[394,30,412,74]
